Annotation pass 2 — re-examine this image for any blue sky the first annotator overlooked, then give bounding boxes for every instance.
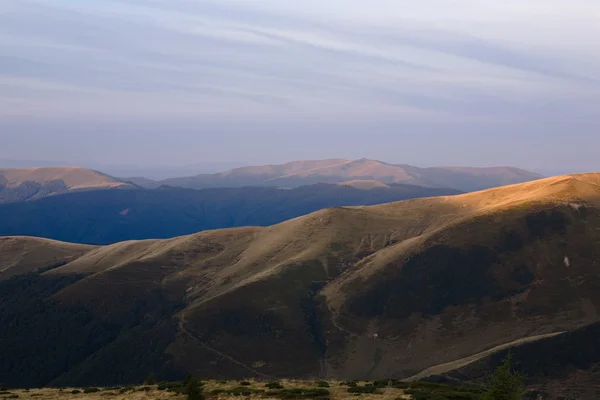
[1,0,599,174]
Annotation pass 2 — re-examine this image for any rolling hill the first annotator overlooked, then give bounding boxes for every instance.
[0,167,133,203]
[0,183,461,245]
[1,173,600,397]
[134,159,542,192]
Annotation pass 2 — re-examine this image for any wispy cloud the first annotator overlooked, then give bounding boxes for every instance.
[1,0,599,119]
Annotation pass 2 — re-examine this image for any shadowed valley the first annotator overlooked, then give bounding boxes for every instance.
[0,183,460,244]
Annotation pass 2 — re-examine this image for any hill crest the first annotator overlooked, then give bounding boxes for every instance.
[0,166,133,203]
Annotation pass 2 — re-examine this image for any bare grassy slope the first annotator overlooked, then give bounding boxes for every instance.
[0,167,132,203]
[2,174,600,385]
[0,236,95,279]
[0,167,127,189]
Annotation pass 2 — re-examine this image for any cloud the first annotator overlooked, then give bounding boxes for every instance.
[0,0,599,119]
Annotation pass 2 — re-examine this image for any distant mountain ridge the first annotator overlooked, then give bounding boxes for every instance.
[0,167,133,203]
[134,158,543,192]
[0,160,542,204]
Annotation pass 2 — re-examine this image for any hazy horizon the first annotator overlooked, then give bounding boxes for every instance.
[2,1,599,174]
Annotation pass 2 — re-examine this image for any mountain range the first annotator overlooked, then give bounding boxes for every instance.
[131,158,542,192]
[0,160,541,205]
[2,173,599,400]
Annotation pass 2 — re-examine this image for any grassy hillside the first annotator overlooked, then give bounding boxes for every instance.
[0,174,599,394]
[0,380,483,400]
[0,236,94,279]
[0,183,460,245]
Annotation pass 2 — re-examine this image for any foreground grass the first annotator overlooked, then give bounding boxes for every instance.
[0,379,415,400]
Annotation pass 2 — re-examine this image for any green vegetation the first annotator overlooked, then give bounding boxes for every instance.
[394,381,482,400]
[265,388,330,399]
[208,385,329,399]
[390,356,524,400]
[210,387,265,397]
[157,381,184,391]
[0,369,531,400]
[265,382,284,389]
[145,373,156,385]
[371,380,390,388]
[481,354,525,400]
[185,377,204,400]
[70,390,80,394]
[118,386,134,394]
[347,385,377,394]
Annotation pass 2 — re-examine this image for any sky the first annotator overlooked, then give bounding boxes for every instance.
[1,0,600,176]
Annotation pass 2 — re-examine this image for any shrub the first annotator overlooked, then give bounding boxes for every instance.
[277,388,330,399]
[4,395,19,399]
[391,381,411,389]
[119,386,135,394]
[70,390,81,394]
[83,387,100,394]
[226,387,265,396]
[348,386,377,394]
[265,382,284,389]
[317,381,330,388]
[0,392,12,395]
[157,381,183,391]
[145,373,156,385]
[239,381,252,386]
[137,386,152,392]
[373,380,390,388]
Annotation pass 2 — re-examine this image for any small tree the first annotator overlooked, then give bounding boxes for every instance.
[186,377,204,400]
[482,352,526,400]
